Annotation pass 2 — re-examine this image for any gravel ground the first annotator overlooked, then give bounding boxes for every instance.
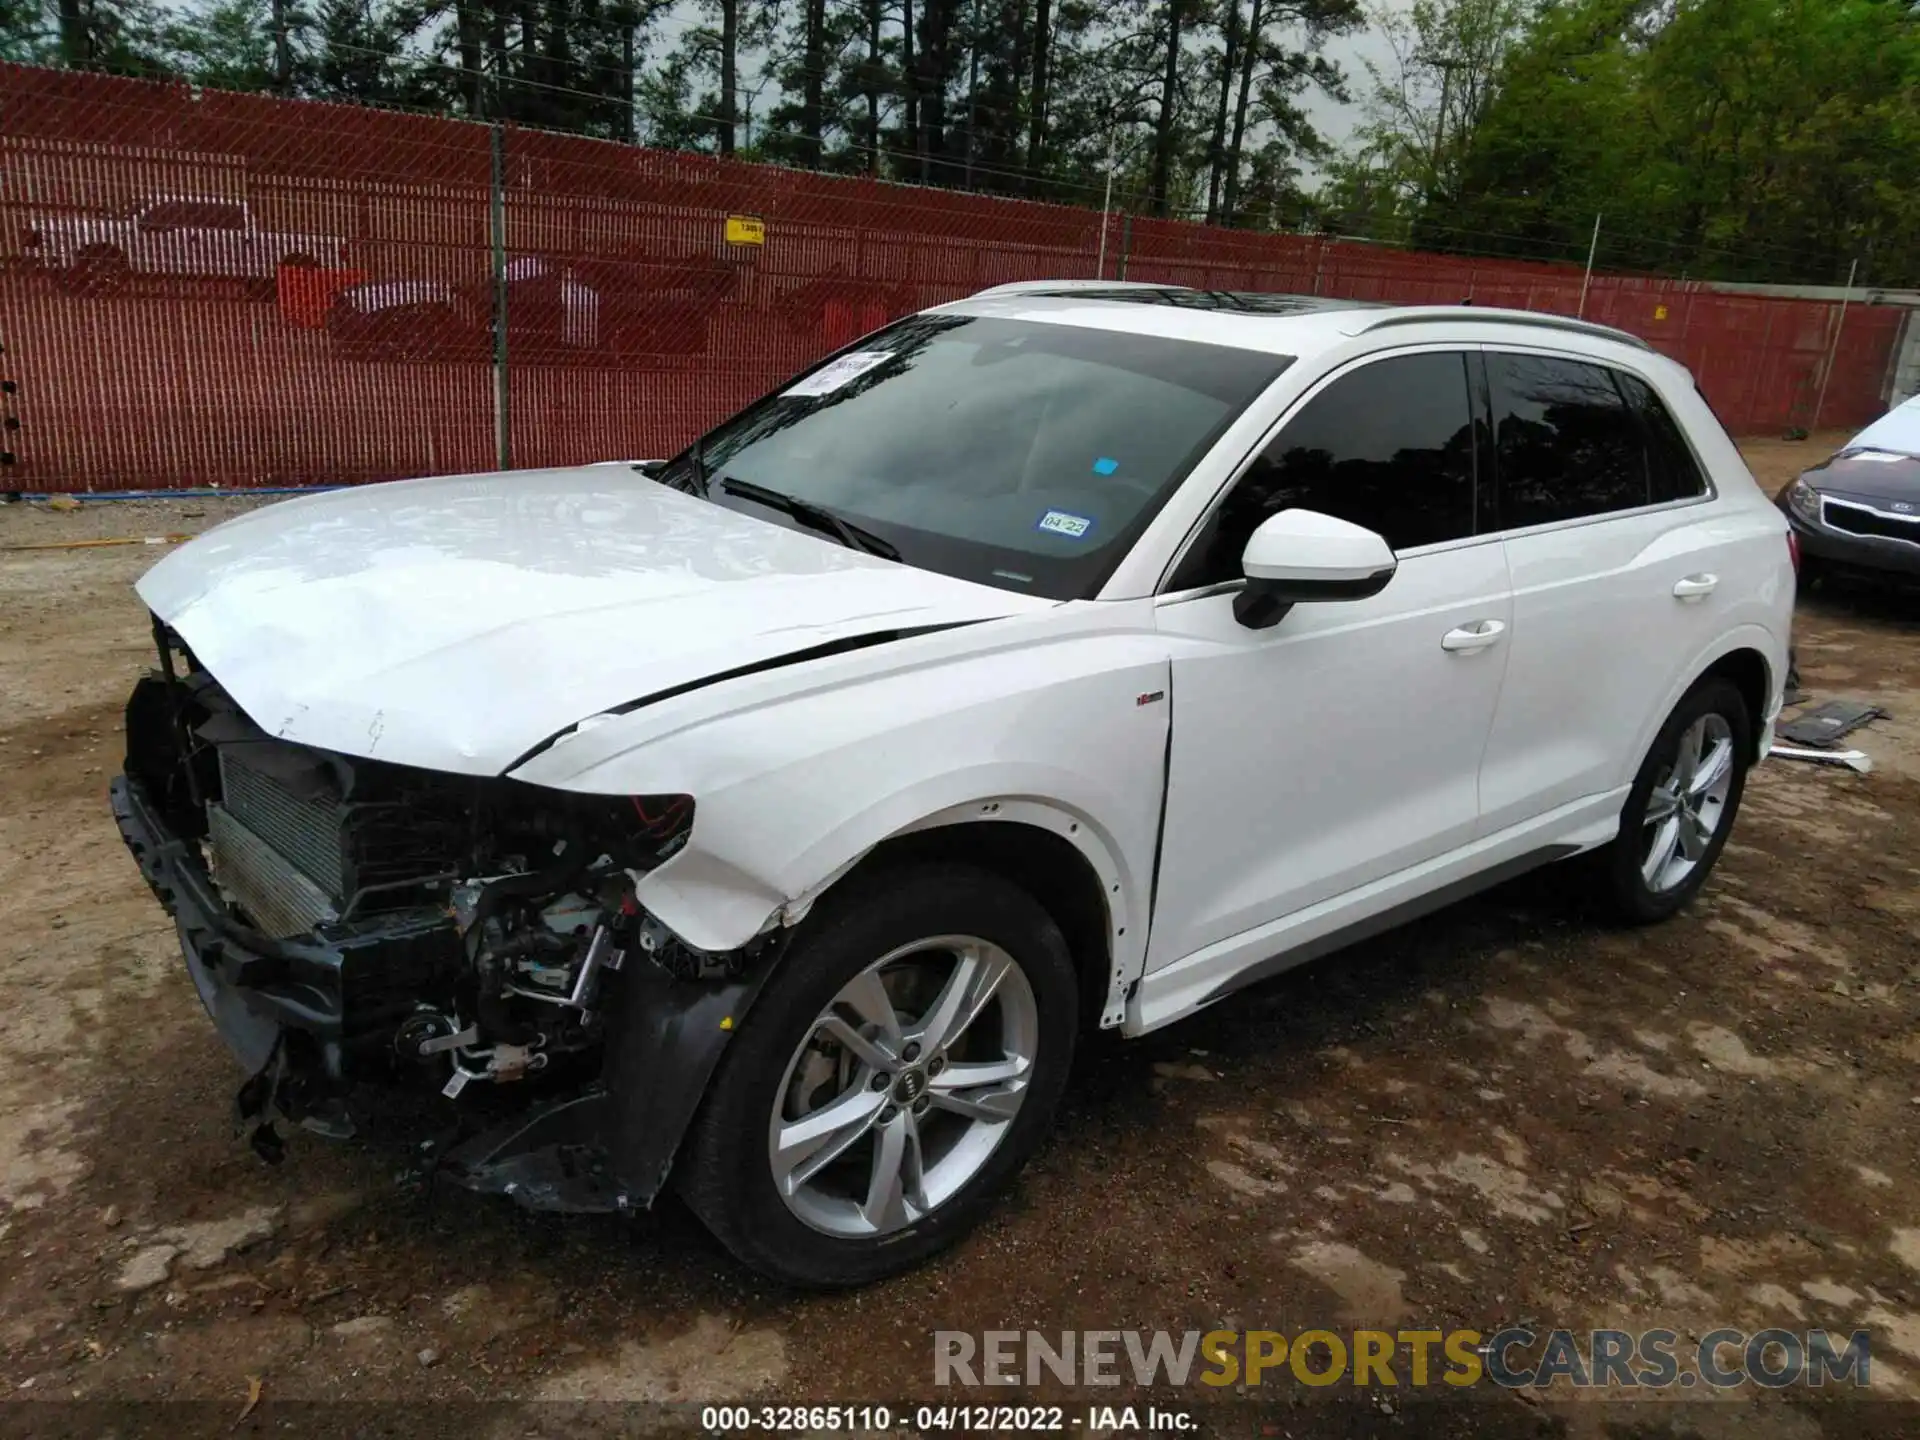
[2,436,1918,1439]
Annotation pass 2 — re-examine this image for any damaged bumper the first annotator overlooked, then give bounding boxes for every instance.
[111,771,462,1084]
[110,755,772,1217]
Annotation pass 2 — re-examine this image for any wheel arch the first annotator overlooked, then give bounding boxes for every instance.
[1626,627,1780,784]
[1698,646,1773,762]
[843,814,1121,1031]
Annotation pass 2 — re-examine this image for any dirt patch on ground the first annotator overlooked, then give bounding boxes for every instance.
[3,466,1918,1437]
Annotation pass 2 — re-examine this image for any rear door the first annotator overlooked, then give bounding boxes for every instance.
[1475,348,1729,837]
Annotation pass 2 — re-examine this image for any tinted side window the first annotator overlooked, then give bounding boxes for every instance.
[1616,371,1709,502]
[1491,353,1649,528]
[1172,351,1477,588]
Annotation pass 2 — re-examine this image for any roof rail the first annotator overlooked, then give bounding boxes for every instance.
[1354,306,1654,353]
[968,279,1192,299]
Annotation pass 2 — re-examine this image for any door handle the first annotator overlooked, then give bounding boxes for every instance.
[1672,573,1719,601]
[1441,619,1507,652]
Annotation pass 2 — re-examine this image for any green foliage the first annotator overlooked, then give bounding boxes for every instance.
[9,0,176,75]
[1417,0,1920,282]
[1314,0,1532,238]
[1,0,57,63]
[166,0,278,91]
[304,0,420,105]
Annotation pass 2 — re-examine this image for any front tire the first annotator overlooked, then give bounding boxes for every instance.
[677,862,1079,1288]
[1593,677,1752,923]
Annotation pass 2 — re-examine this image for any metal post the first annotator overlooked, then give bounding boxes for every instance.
[490,123,511,471]
[1117,212,1131,281]
[1749,307,1776,431]
[1095,135,1115,279]
[1811,258,1859,435]
[1577,212,1601,318]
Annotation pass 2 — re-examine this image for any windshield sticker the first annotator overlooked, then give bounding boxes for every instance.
[782,351,894,398]
[1036,509,1094,540]
[1092,456,1120,475]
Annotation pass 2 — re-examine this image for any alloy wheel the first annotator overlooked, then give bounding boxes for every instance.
[767,935,1038,1238]
[1642,712,1735,893]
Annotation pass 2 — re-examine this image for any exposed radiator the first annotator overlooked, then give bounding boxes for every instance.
[208,802,340,939]
[218,748,345,896]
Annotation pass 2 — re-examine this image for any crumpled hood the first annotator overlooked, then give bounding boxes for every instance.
[139,467,1049,776]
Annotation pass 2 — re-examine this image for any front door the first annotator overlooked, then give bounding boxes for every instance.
[1146,349,1513,972]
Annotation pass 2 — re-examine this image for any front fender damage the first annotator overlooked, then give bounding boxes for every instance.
[438,941,782,1212]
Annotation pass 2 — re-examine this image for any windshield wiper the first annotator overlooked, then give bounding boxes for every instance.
[691,435,714,495]
[719,479,901,561]
[648,435,710,495]
[671,435,710,495]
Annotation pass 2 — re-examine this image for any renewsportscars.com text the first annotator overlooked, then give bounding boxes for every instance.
[933,1328,1873,1390]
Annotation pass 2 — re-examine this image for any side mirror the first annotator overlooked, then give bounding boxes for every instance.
[1234,509,1397,630]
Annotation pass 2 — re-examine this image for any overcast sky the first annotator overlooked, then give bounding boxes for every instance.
[1300,3,1407,160]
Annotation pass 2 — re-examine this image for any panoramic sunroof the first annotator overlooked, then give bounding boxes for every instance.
[1026,288,1388,315]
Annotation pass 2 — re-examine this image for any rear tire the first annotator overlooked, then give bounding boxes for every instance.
[1591,677,1752,924]
[677,862,1078,1289]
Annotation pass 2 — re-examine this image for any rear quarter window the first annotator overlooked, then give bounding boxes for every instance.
[1489,352,1650,528]
[1616,372,1710,502]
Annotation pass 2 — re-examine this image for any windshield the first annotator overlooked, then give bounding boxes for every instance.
[657,314,1291,599]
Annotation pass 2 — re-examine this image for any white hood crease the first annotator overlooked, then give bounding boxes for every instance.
[139,467,1050,777]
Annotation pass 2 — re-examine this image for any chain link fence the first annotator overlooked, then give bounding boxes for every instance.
[0,62,1909,493]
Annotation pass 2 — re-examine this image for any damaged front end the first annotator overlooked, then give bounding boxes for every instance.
[109,621,779,1213]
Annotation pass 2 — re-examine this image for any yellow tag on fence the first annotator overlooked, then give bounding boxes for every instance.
[725,214,766,246]
[1654,304,1669,320]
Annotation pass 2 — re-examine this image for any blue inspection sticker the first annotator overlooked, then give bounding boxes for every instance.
[1036,509,1094,540]
[1092,456,1120,475]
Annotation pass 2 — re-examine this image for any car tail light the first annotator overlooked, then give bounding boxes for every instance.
[1786,529,1801,575]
